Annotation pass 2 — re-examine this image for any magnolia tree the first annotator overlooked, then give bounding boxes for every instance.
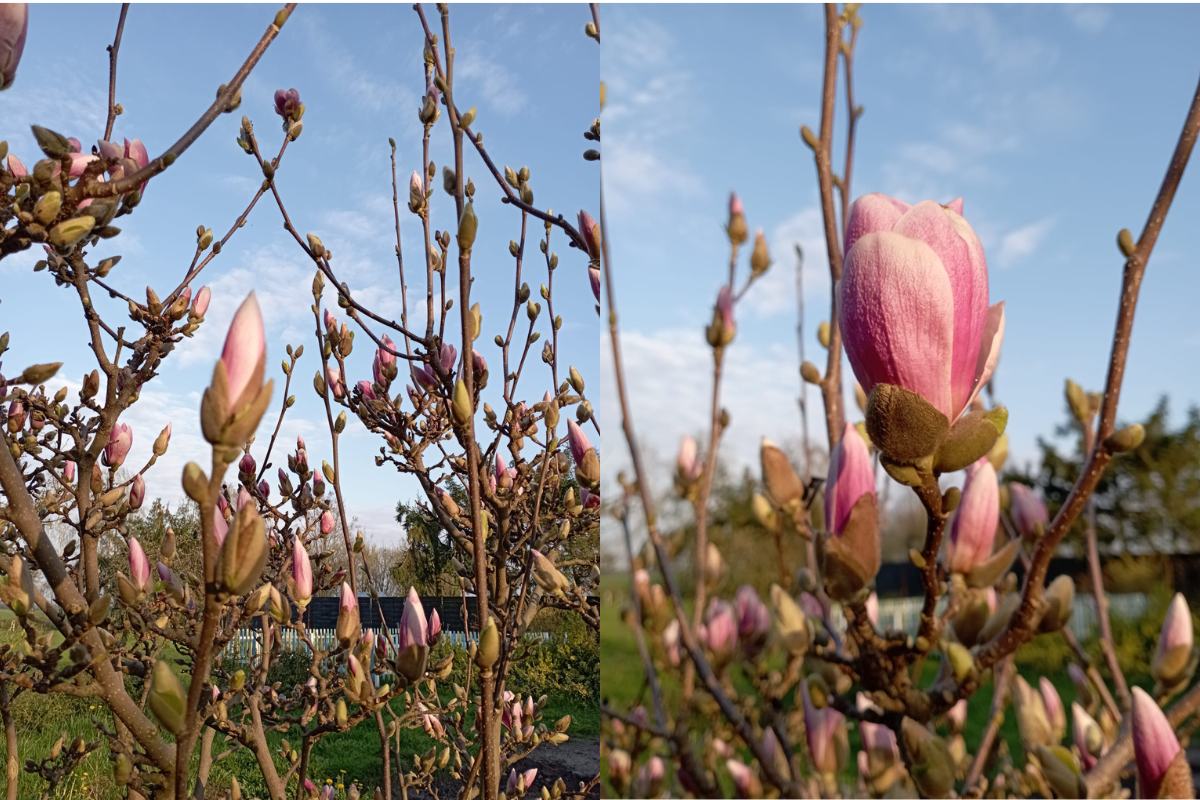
[0,4,600,800]
[602,6,1200,800]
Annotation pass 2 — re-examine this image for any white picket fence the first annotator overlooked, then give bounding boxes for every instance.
[219,627,480,665]
[867,593,1148,639]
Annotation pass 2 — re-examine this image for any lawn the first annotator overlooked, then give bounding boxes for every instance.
[0,611,598,799]
[600,572,1156,781]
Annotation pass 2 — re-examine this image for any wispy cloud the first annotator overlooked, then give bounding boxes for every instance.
[995,219,1055,269]
[1063,5,1111,34]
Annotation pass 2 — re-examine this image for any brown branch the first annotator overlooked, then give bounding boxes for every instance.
[103,4,130,141]
[79,4,296,199]
[974,72,1200,678]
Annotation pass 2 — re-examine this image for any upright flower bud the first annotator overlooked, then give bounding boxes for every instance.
[1039,676,1066,741]
[320,509,336,535]
[291,537,312,609]
[1009,482,1048,538]
[129,474,146,510]
[1153,592,1194,694]
[567,420,599,490]
[726,192,748,245]
[946,458,999,574]
[202,293,271,448]
[530,549,570,597]
[706,285,736,347]
[803,681,845,778]
[399,586,429,649]
[750,229,771,276]
[63,460,76,483]
[336,582,360,647]
[192,285,211,316]
[823,423,880,600]
[0,4,27,90]
[734,584,770,655]
[675,435,702,486]
[102,422,133,469]
[408,170,424,211]
[841,194,1004,425]
[1072,702,1103,771]
[1131,687,1190,799]
[325,363,345,400]
[128,537,150,593]
[703,599,737,667]
[589,266,601,303]
[578,210,600,261]
[152,423,171,456]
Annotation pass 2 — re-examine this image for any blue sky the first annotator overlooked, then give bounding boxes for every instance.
[600,4,1200,499]
[1,4,599,543]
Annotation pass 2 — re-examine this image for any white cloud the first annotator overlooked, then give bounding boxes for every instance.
[1064,5,1111,34]
[454,50,528,117]
[995,219,1055,269]
[743,206,831,317]
[601,325,820,492]
[300,14,417,115]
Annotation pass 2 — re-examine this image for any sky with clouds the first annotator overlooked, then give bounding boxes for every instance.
[1,4,599,544]
[600,4,1200,513]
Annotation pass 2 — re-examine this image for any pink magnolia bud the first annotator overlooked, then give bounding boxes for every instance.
[734,584,770,653]
[438,343,457,374]
[661,619,681,667]
[429,608,442,642]
[703,598,737,664]
[0,4,28,90]
[947,698,968,733]
[825,422,875,536]
[589,266,601,303]
[840,194,1004,421]
[5,399,24,431]
[292,536,312,608]
[578,210,600,260]
[103,422,133,469]
[129,474,146,510]
[1153,592,1193,687]
[212,506,229,548]
[729,192,744,217]
[236,486,253,510]
[273,87,301,119]
[192,286,211,316]
[566,419,592,465]
[676,435,702,483]
[399,586,429,649]
[63,460,76,482]
[946,458,999,574]
[128,536,150,592]
[5,153,26,178]
[1009,482,1048,537]
[320,509,335,535]
[257,479,270,498]
[325,363,345,399]
[356,380,375,400]
[1073,702,1102,770]
[1132,687,1183,799]
[219,293,266,414]
[1039,676,1065,739]
[803,685,845,777]
[716,285,735,335]
[865,591,879,627]
[239,452,256,474]
[409,170,424,205]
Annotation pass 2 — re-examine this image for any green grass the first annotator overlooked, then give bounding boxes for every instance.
[0,612,597,798]
[599,573,1152,780]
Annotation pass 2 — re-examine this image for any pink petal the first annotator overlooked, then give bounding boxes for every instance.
[945,197,964,215]
[840,231,955,417]
[947,458,999,573]
[844,193,910,255]
[1132,687,1181,797]
[825,422,875,535]
[893,201,989,416]
[962,301,1005,413]
[220,293,265,408]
